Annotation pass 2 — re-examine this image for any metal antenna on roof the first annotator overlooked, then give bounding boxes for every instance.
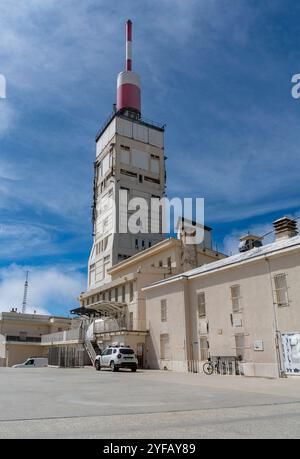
[22,271,29,315]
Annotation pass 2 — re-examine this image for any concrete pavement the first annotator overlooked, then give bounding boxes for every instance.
[0,367,299,438]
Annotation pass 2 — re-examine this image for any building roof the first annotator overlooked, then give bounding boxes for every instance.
[0,312,71,323]
[143,234,300,290]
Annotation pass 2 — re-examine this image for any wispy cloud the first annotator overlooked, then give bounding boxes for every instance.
[0,264,85,315]
[0,100,16,136]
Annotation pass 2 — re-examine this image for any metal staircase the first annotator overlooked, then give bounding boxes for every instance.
[84,338,102,366]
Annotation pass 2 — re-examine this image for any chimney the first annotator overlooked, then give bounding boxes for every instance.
[239,234,263,252]
[273,216,298,240]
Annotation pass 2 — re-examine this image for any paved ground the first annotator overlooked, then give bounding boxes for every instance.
[0,367,300,438]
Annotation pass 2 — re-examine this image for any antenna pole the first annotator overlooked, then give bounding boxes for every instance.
[126,20,132,71]
[22,271,29,314]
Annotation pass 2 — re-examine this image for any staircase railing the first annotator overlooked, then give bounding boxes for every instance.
[84,337,97,365]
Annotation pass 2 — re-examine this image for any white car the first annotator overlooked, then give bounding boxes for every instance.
[12,357,48,368]
[95,345,138,372]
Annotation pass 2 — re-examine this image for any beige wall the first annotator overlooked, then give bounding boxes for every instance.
[145,280,187,370]
[0,314,71,367]
[144,245,300,378]
[5,344,47,367]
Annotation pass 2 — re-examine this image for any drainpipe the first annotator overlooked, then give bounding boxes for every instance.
[265,256,285,378]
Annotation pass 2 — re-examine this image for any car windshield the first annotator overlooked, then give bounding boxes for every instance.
[119,349,134,355]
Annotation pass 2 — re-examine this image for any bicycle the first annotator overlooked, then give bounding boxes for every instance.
[202,357,221,375]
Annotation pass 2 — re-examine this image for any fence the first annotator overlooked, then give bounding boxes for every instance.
[48,346,85,368]
[188,358,244,376]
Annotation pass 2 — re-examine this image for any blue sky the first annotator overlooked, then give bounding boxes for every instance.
[0,0,300,315]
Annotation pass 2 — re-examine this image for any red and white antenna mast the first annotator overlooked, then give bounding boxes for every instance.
[116,20,141,116]
[126,19,132,71]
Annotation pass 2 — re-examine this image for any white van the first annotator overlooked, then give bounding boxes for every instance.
[12,357,48,368]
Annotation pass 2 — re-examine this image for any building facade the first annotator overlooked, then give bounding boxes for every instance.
[0,311,72,367]
[143,217,300,378]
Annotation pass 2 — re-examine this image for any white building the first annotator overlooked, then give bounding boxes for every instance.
[143,217,300,378]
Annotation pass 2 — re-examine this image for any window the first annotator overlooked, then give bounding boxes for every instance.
[121,148,130,165]
[197,292,206,318]
[161,299,167,322]
[159,260,163,267]
[106,349,112,355]
[199,337,209,361]
[121,168,137,178]
[142,240,145,249]
[129,283,134,302]
[25,359,34,366]
[108,290,112,301]
[231,285,241,313]
[274,274,289,307]
[160,334,170,360]
[114,288,118,302]
[139,174,143,183]
[122,285,126,302]
[144,176,160,184]
[150,158,159,174]
[129,312,134,330]
[135,239,139,249]
[89,263,96,286]
[167,257,172,269]
[120,348,134,355]
[149,241,152,248]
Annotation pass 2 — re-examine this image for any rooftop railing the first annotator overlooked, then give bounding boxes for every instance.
[41,327,83,345]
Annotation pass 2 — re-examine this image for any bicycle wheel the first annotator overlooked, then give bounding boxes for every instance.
[203,362,214,375]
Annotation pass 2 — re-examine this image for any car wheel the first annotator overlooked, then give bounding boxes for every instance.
[95,360,101,371]
[110,361,117,372]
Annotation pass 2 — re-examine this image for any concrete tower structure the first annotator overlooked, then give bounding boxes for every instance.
[88,20,165,289]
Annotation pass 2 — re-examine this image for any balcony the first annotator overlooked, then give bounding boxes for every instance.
[41,328,84,345]
[93,317,132,334]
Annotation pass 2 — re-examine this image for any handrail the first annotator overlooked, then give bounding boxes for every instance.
[41,327,83,344]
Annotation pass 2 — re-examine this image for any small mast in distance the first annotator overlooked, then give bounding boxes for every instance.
[116,19,141,117]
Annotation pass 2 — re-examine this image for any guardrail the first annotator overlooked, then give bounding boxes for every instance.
[93,318,131,334]
[41,327,83,344]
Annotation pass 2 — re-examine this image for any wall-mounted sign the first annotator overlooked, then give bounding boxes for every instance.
[254,340,264,351]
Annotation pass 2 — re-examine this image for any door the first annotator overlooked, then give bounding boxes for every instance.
[101,349,112,367]
[281,333,300,375]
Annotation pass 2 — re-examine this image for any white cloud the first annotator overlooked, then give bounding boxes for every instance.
[0,264,86,315]
[0,100,16,136]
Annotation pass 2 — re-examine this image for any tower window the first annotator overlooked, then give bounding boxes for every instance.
[139,175,143,183]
